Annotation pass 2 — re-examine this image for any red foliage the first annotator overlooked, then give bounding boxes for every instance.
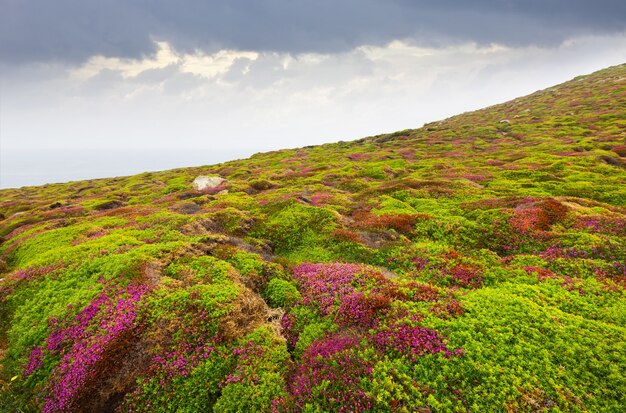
[524,266,557,281]
[510,206,546,233]
[374,283,407,302]
[540,198,569,225]
[310,192,332,206]
[378,214,421,233]
[405,282,441,302]
[336,291,391,328]
[442,250,463,261]
[611,145,626,157]
[446,264,484,289]
[352,209,425,234]
[40,205,86,219]
[510,198,568,233]
[429,299,464,318]
[333,229,361,243]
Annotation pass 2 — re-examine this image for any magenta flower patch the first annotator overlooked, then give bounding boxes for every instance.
[41,282,148,413]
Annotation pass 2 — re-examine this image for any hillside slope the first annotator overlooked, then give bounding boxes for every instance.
[1,64,625,412]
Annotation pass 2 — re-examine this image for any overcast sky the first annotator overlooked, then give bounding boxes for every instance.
[1,1,626,188]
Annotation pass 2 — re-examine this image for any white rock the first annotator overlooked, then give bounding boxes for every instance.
[192,175,226,192]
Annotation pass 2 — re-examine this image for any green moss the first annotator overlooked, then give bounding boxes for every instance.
[214,327,290,412]
[422,287,626,412]
[257,203,336,254]
[265,278,301,308]
[371,196,417,215]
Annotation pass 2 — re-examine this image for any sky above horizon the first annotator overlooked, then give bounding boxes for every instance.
[1,1,626,188]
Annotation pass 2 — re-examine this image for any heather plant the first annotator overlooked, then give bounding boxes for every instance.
[38,282,148,412]
[278,333,376,412]
[120,346,230,412]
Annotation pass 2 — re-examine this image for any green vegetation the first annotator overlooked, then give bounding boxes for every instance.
[1,64,625,412]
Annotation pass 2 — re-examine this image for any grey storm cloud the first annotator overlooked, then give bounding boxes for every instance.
[1,0,626,65]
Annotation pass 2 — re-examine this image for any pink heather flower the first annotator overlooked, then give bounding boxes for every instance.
[293,263,385,316]
[287,333,374,412]
[373,322,462,362]
[42,282,149,413]
[23,346,44,376]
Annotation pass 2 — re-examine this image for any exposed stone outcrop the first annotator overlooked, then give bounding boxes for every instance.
[192,175,226,192]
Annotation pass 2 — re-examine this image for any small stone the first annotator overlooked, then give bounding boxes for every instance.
[192,175,226,192]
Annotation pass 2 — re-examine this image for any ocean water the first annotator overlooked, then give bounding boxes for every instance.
[0,147,253,189]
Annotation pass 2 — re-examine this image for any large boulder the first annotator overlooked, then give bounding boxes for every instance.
[192,175,226,192]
